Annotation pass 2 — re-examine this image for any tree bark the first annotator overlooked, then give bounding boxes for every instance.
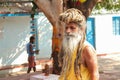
[34,0,64,51]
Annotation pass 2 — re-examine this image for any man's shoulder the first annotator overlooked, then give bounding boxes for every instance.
[27,42,32,46]
[83,41,94,49]
[82,41,96,55]
[26,43,32,49]
[84,41,92,45]
[26,43,29,46]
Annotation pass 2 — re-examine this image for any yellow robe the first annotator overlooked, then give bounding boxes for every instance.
[59,48,91,80]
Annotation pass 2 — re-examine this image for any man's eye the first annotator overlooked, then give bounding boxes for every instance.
[65,27,68,30]
[65,26,76,30]
[70,27,76,29]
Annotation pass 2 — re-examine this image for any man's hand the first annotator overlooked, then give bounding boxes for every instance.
[35,50,39,55]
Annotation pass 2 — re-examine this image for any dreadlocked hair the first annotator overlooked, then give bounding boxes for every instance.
[59,8,86,32]
[58,8,87,79]
[58,31,86,80]
[59,8,83,22]
[74,31,86,79]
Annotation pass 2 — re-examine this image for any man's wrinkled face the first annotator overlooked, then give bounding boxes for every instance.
[62,22,82,54]
[65,22,79,38]
[64,22,82,41]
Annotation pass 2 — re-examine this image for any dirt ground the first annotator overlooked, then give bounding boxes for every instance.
[0,53,120,80]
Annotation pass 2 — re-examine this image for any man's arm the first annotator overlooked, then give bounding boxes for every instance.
[83,46,99,80]
[29,44,39,54]
[29,44,34,54]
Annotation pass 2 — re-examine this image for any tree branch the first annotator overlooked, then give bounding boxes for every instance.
[34,0,63,26]
[83,0,99,18]
[15,3,32,12]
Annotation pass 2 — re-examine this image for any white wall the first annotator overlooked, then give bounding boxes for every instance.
[91,14,120,54]
[0,13,52,67]
[0,16,30,66]
[36,13,52,58]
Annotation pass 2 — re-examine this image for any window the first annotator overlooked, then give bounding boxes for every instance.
[112,16,120,35]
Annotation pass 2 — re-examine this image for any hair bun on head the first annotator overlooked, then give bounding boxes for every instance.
[59,8,86,25]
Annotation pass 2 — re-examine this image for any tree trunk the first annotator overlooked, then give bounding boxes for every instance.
[34,0,64,74]
[34,0,64,50]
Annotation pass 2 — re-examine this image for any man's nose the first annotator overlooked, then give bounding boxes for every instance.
[66,28,71,34]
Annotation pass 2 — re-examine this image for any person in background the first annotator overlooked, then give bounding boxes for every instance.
[58,8,99,80]
[26,36,39,73]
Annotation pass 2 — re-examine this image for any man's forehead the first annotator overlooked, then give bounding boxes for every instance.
[65,22,79,27]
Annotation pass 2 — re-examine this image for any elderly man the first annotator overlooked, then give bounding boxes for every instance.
[58,8,99,80]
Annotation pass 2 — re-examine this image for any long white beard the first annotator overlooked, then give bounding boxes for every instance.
[62,32,81,56]
[60,32,82,75]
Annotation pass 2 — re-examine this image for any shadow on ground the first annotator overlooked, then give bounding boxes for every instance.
[0,54,120,80]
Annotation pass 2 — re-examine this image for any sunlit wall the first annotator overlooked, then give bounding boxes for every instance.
[0,13,52,67]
